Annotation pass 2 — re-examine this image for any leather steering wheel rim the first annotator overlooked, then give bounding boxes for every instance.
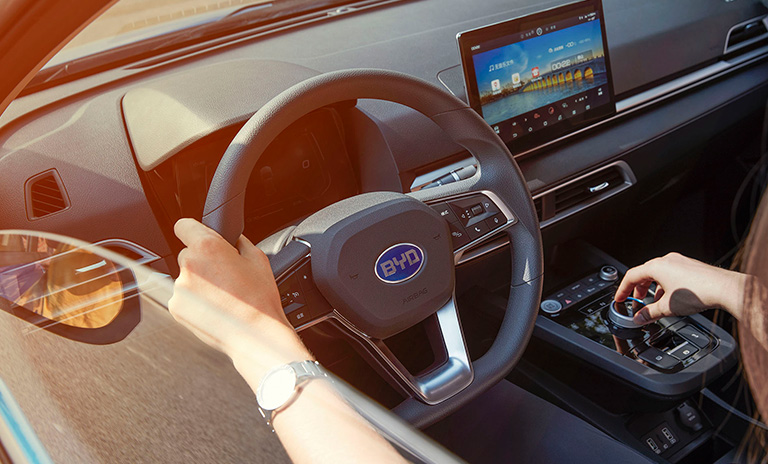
[202,68,543,428]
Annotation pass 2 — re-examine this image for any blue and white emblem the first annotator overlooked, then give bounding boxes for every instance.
[375,243,424,284]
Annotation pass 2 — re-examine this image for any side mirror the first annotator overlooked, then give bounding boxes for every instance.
[0,233,141,344]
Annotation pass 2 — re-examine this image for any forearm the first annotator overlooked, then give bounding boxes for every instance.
[232,340,407,464]
[272,380,408,464]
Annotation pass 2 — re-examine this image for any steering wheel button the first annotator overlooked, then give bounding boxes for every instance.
[448,222,470,249]
[283,302,305,315]
[466,221,490,240]
[540,299,563,314]
[286,308,312,328]
[486,214,505,229]
[430,203,459,223]
[471,204,484,215]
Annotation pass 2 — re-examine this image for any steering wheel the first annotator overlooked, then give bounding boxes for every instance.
[202,69,543,428]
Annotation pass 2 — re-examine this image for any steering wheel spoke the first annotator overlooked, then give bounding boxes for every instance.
[331,295,473,405]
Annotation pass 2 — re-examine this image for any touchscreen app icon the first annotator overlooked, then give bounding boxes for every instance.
[512,73,521,85]
[491,79,501,92]
[531,67,540,78]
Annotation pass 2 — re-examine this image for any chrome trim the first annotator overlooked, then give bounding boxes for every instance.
[456,236,509,265]
[617,43,768,114]
[92,238,160,265]
[293,238,312,249]
[324,297,473,405]
[588,181,609,193]
[74,259,107,275]
[723,15,768,55]
[535,160,636,229]
[0,378,54,464]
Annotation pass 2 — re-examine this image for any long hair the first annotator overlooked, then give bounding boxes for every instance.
[736,188,768,462]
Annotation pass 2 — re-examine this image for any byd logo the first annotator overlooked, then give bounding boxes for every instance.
[375,243,424,284]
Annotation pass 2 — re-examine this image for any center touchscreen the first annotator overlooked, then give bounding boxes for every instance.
[457,0,615,155]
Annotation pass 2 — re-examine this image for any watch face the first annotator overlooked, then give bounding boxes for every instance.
[257,365,298,411]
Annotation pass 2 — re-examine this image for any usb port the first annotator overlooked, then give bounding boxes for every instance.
[646,438,661,454]
[662,427,677,445]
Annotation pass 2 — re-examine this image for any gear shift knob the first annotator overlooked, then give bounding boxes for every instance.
[607,297,646,329]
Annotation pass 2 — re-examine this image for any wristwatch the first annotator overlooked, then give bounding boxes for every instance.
[256,360,328,429]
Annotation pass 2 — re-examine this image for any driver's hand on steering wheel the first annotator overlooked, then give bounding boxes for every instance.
[168,218,313,385]
[614,253,748,325]
[168,218,407,464]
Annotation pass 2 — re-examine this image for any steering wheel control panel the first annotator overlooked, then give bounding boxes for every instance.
[429,193,512,250]
[540,265,717,373]
[277,260,333,329]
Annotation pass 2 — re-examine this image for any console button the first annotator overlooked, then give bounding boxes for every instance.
[676,403,704,432]
[677,326,710,349]
[540,299,563,314]
[595,280,611,289]
[466,221,490,240]
[599,265,619,281]
[579,302,600,316]
[430,203,459,223]
[638,347,681,371]
[448,222,470,249]
[581,274,600,285]
[569,282,583,292]
[667,342,698,361]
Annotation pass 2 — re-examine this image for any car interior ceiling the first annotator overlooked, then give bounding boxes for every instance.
[1,0,768,462]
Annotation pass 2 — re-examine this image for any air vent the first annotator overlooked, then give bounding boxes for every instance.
[553,168,624,215]
[724,16,768,55]
[25,169,70,220]
[533,197,543,222]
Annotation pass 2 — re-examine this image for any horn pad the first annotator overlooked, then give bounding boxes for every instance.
[293,192,454,339]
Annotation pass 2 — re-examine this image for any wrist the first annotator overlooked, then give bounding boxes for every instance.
[720,271,749,320]
[230,327,315,389]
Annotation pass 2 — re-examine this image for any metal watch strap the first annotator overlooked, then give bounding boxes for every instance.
[258,360,328,430]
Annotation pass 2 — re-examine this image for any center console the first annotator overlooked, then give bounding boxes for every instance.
[540,264,721,375]
[532,244,737,400]
[510,241,740,461]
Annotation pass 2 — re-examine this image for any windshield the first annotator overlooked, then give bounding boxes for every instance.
[43,0,355,71]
